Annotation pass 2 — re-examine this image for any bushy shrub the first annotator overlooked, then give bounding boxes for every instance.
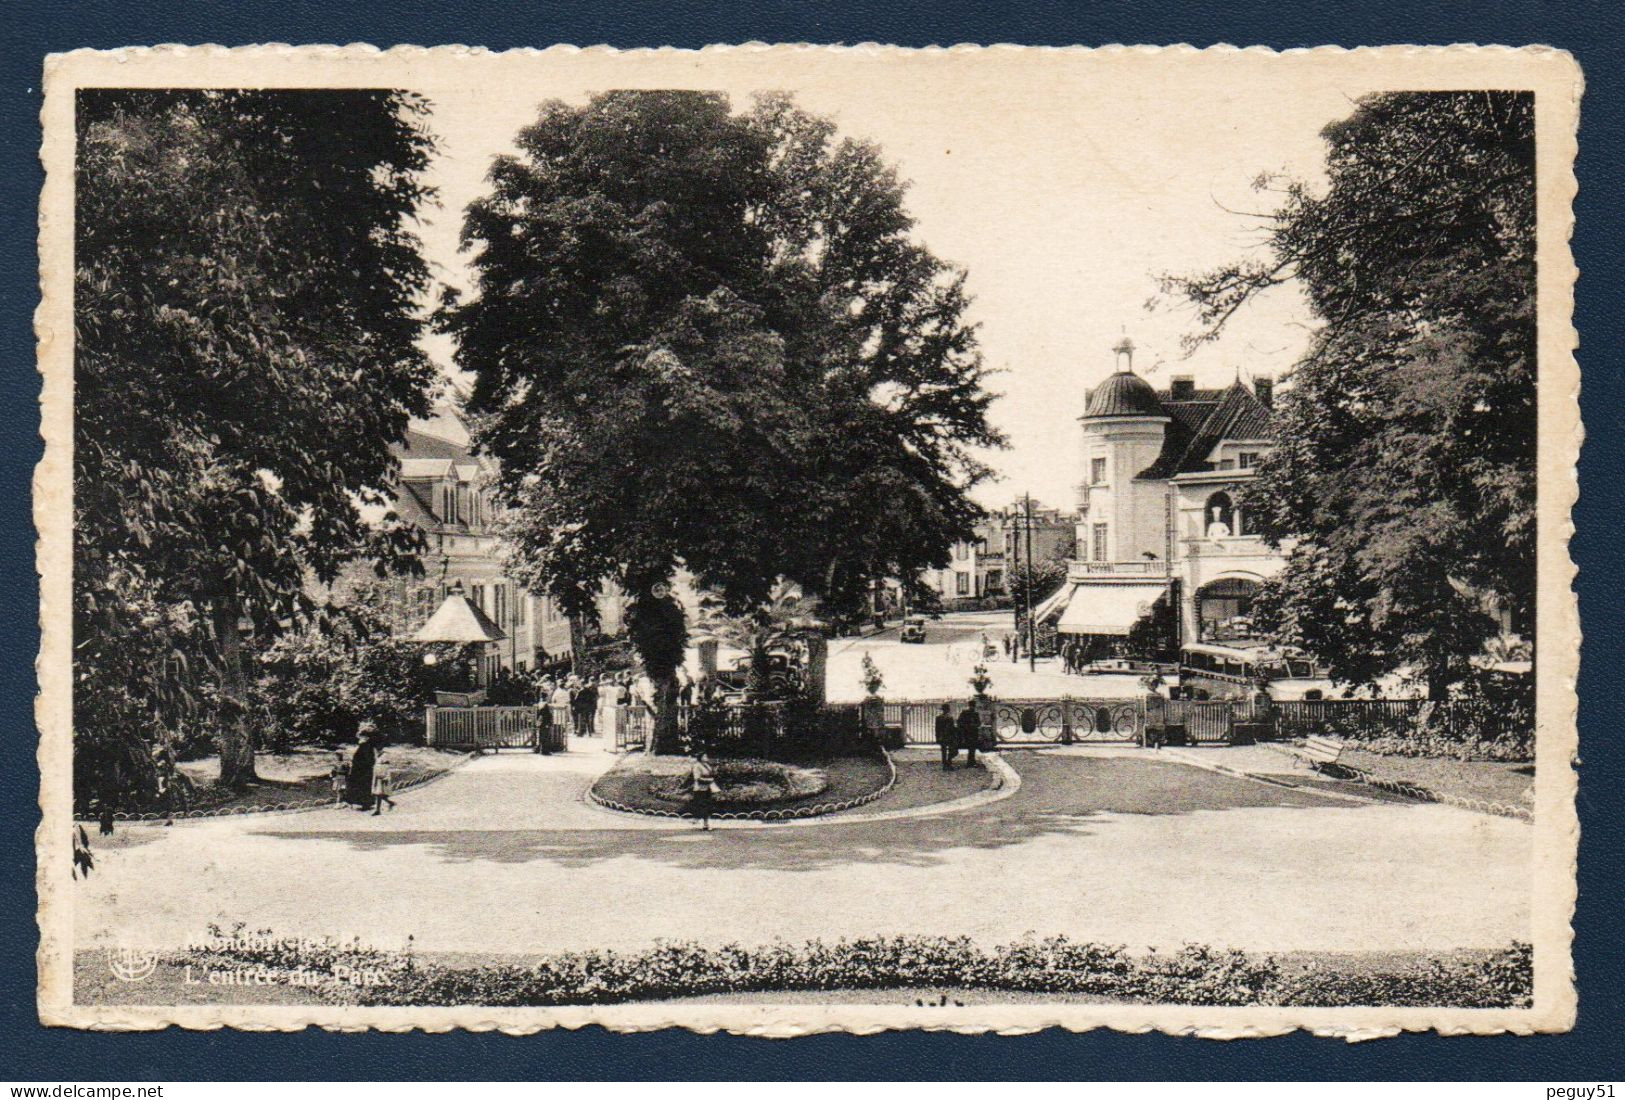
[250,585,474,748]
[1278,943,1532,1008]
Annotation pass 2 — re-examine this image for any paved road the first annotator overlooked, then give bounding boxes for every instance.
[825,610,1146,703]
[78,747,1530,959]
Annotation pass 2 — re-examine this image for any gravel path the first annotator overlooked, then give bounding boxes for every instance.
[77,747,1530,959]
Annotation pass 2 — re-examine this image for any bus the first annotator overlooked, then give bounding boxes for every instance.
[1176,642,1344,702]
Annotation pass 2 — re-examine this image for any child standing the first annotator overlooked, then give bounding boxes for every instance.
[688,752,718,832]
[330,750,349,805]
[371,752,396,815]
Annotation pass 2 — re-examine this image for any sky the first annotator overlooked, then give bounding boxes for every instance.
[403,50,1379,510]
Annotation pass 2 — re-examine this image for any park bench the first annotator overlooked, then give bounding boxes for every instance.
[1291,734,1347,773]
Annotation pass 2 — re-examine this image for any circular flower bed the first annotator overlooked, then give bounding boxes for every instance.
[650,759,828,806]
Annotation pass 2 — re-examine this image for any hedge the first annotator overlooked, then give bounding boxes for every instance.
[175,931,1531,1009]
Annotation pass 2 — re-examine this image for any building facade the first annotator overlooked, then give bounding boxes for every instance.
[997,502,1077,580]
[919,504,1078,610]
[391,423,541,680]
[1038,338,1282,653]
[919,518,1004,608]
[360,411,627,680]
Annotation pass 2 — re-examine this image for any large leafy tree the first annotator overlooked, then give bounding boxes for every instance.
[443,91,1000,747]
[75,90,439,791]
[1162,92,1534,697]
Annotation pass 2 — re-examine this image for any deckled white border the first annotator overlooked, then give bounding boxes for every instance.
[35,42,1583,1038]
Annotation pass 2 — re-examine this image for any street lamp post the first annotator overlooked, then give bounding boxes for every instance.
[1023,493,1037,673]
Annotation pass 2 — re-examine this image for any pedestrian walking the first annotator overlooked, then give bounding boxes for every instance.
[345,723,379,808]
[370,751,396,815]
[934,703,957,770]
[956,702,982,768]
[688,751,719,831]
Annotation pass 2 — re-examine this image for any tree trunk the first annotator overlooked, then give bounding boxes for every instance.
[803,633,828,705]
[651,672,683,755]
[211,598,259,790]
[568,614,589,672]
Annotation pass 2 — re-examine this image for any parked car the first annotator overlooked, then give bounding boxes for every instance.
[900,616,928,644]
[712,650,804,700]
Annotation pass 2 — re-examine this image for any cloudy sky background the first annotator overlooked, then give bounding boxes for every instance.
[408,52,1382,509]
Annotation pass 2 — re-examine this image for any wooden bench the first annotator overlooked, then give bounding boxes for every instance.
[1292,735,1346,772]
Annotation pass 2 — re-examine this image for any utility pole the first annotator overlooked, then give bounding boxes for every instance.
[1024,492,1037,673]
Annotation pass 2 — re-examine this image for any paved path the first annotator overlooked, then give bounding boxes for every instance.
[78,747,1530,959]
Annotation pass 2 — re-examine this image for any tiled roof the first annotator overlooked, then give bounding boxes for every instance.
[398,428,491,468]
[1134,380,1274,479]
[1084,371,1166,418]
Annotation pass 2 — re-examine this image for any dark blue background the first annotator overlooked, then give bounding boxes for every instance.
[4,0,1620,1080]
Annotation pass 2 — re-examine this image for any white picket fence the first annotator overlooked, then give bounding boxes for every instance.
[425,705,568,752]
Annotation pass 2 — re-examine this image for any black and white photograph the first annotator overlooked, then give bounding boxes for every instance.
[34,44,1581,1035]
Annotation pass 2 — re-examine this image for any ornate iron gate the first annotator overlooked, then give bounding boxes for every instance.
[992,698,1143,745]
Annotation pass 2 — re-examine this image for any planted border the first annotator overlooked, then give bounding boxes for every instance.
[77,752,476,824]
[589,752,897,822]
[1328,759,1533,821]
[172,933,1532,1009]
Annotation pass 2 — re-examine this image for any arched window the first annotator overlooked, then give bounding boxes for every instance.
[1204,492,1234,537]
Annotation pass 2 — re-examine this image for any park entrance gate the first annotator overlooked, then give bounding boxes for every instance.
[425,706,570,752]
[885,698,1145,746]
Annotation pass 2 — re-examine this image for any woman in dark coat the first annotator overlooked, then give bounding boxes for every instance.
[343,726,378,809]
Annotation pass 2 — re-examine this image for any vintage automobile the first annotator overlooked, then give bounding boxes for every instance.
[711,650,805,701]
[1176,642,1346,702]
[900,616,928,644]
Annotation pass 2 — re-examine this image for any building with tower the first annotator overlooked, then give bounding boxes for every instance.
[1035,337,1283,657]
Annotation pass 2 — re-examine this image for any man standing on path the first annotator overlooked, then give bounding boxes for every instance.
[956,702,981,768]
[573,678,598,737]
[934,703,957,770]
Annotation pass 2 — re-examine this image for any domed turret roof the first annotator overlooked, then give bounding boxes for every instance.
[1084,371,1165,418]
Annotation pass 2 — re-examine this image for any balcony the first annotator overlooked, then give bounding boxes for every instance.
[1180,534,1272,559]
[1067,559,1171,580]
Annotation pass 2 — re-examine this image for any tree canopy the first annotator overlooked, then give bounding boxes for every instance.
[75,89,440,789]
[1162,92,1535,695]
[441,91,1002,736]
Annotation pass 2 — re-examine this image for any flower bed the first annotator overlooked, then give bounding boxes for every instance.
[171,930,1531,1009]
[648,759,828,806]
[81,747,471,823]
[1333,748,1533,819]
[590,753,893,821]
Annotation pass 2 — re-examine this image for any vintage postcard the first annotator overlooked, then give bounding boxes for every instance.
[36,44,1581,1036]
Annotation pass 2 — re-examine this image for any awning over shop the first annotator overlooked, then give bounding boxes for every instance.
[1031,583,1074,625]
[1056,581,1169,636]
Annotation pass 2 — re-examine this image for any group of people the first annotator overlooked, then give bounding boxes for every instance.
[541,671,657,737]
[996,631,1101,674]
[1000,632,1024,663]
[329,722,396,815]
[1058,638,1109,674]
[933,702,985,770]
[538,669,730,739]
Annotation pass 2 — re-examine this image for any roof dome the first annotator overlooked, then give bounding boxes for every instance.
[1085,371,1164,418]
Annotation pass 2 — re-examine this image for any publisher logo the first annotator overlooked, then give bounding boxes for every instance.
[109,946,158,982]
